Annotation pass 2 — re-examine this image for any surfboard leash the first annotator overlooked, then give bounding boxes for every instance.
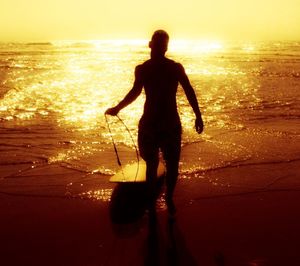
[104,114,122,167]
[104,114,140,182]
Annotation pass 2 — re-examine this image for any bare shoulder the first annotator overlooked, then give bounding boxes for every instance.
[174,62,185,72]
[171,61,186,80]
[135,60,150,74]
[134,62,146,77]
[164,58,183,72]
[140,59,151,68]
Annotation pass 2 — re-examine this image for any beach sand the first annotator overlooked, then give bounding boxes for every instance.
[1,161,300,266]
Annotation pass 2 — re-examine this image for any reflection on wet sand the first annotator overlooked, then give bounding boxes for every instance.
[145,217,198,266]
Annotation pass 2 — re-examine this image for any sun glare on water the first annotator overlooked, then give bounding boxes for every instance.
[0,37,282,183]
[169,40,224,54]
[0,39,231,168]
[0,39,226,130]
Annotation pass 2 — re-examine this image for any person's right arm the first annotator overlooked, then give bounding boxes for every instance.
[177,63,204,134]
[105,66,143,116]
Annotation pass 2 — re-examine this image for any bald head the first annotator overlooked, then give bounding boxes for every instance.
[149,30,169,58]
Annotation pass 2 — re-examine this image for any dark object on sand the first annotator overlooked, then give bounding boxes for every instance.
[109,176,165,225]
[110,182,149,224]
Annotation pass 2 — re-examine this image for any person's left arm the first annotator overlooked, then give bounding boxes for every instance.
[177,63,204,134]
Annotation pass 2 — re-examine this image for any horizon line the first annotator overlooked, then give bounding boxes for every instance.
[1,38,300,44]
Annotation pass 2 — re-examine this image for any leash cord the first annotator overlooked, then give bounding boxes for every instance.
[104,114,140,182]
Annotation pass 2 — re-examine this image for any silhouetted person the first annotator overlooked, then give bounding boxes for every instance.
[105,30,203,218]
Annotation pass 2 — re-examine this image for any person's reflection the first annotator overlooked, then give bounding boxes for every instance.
[145,215,198,266]
[166,218,178,265]
[145,212,160,266]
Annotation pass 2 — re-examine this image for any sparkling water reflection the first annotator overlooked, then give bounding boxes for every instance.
[0,40,300,200]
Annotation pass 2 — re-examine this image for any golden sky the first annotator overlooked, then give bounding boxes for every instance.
[1,0,299,41]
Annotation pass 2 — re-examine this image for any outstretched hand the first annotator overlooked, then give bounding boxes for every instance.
[195,117,204,134]
[105,106,119,116]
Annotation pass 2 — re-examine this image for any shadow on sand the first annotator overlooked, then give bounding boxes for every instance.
[109,178,200,266]
[145,216,199,266]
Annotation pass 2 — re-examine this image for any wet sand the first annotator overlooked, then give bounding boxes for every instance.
[1,161,300,266]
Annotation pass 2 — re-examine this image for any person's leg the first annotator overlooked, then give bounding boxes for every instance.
[164,155,180,215]
[161,128,181,215]
[145,157,159,207]
[138,128,159,211]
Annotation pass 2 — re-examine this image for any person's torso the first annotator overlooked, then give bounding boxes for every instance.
[138,58,181,130]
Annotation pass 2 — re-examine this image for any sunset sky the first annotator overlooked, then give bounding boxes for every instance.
[1,0,299,41]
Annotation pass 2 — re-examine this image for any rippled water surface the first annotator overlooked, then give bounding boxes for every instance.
[0,40,300,199]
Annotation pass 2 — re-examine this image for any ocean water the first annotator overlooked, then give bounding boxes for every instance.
[0,40,300,200]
